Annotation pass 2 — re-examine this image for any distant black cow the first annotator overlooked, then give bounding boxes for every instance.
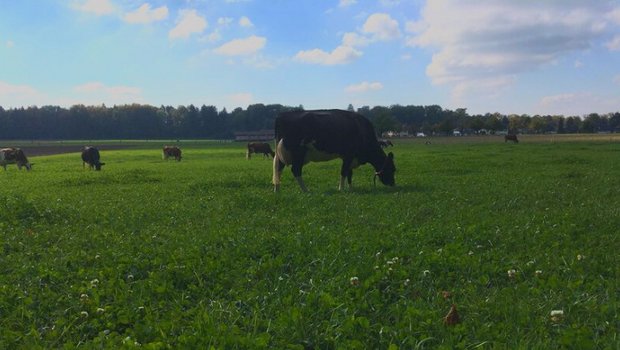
[247,142,275,159]
[81,146,105,170]
[273,109,396,192]
[378,139,394,148]
[163,146,182,161]
[505,134,519,143]
[0,148,32,171]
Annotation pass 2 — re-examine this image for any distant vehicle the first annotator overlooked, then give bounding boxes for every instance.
[416,132,426,137]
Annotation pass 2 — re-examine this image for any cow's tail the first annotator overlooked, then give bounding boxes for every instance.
[273,119,283,191]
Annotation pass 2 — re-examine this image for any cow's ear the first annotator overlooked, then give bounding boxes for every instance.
[388,152,394,159]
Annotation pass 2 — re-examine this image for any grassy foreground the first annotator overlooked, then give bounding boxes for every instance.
[0,139,618,349]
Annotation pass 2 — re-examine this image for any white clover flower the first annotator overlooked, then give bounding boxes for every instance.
[468,251,474,256]
[103,329,110,335]
[137,306,145,312]
[526,260,535,266]
[349,276,360,286]
[423,270,431,276]
[550,309,564,322]
[507,269,516,278]
[577,254,585,261]
[127,274,134,281]
[90,279,99,287]
[535,270,543,277]
[80,293,89,300]
[404,278,410,286]
[97,307,105,314]
[80,311,89,318]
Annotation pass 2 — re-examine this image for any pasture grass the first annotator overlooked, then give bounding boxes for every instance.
[0,139,618,349]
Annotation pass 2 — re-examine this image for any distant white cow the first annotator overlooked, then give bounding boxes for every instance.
[0,148,32,171]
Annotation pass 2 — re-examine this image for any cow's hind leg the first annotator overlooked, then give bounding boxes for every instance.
[272,154,285,192]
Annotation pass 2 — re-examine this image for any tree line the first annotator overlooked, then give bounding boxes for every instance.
[0,103,618,140]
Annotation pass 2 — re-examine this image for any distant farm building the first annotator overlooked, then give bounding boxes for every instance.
[234,130,275,142]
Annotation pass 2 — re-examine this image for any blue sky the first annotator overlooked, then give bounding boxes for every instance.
[1,0,619,115]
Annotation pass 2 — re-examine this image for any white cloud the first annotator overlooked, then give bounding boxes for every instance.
[72,0,116,15]
[380,0,400,6]
[218,17,233,26]
[408,0,619,98]
[0,81,43,107]
[342,32,370,47]
[608,7,620,25]
[339,0,357,8]
[362,13,401,41]
[239,16,254,27]
[169,10,208,40]
[6,40,14,48]
[214,35,266,56]
[345,81,383,93]
[227,92,253,108]
[574,60,583,68]
[123,3,168,24]
[539,92,620,115]
[73,81,143,105]
[294,45,362,65]
[293,12,400,66]
[606,35,620,51]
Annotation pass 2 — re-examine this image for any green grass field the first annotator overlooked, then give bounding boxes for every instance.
[1,138,618,349]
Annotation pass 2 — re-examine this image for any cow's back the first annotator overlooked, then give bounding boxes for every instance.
[276,110,378,157]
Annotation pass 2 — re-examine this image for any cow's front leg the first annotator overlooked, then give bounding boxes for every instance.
[291,162,308,192]
[291,149,308,192]
[340,158,354,190]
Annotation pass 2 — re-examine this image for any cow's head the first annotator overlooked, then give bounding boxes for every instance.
[94,162,105,171]
[375,152,395,186]
[18,162,33,171]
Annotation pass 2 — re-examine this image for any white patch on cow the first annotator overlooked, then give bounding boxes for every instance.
[273,141,284,190]
[275,139,293,165]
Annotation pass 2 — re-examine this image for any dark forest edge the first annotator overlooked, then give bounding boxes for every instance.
[1,103,619,140]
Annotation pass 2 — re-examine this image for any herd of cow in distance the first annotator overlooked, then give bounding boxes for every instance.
[1,109,519,192]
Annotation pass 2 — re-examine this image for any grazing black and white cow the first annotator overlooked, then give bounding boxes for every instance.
[378,139,394,148]
[0,148,32,171]
[272,109,396,192]
[247,142,275,159]
[505,134,519,143]
[163,146,182,161]
[81,146,105,171]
